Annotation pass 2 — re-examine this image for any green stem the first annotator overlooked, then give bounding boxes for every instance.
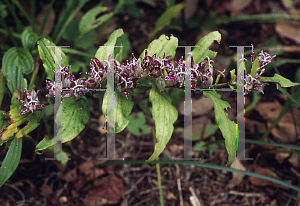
[237,91,260,119]
[156,162,164,206]
[152,128,164,206]
[212,82,232,87]
[0,28,21,39]
[277,86,300,108]
[42,116,52,139]
[4,0,23,32]
[216,13,300,25]
[0,15,18,46]
[244,139,300,151]
[12,0,39,33]
[61,48,92,58]
[207,138,300,152]
[30,0,35,20]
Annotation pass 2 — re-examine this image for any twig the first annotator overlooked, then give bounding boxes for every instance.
[175,164,184,206]
[229,190,262,197]
[4,183,25,206]
[189,186,201,206]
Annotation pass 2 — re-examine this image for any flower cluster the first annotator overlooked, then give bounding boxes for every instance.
[17,47,276,115]
[164,56,215,88]
[16,88,45,115]
[81,57,110,86]
[44,51,217,98]
[236,46,276,94]
[113,50,215,91]
[46,65,89,98]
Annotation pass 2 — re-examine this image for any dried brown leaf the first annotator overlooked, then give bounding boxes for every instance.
[84,174,125,206]
[227,158,246,188]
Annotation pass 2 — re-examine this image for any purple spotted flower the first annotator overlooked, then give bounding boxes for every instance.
[16,88,45,115]
[238,69,269,94]
[46,65,89,98]
[236,46,275,94]
[114,50,175,94]
[251,46,276,69]
[164,56,214,89]
[81,57,108,86]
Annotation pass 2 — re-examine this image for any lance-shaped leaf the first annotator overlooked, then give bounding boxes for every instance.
[102,91,134,133]
[0,138,22,187]
[149,3,185,39]
[95,28,124,62]
[35,97,89,152]
[203,90,236,166]
[260,73,300,87]
[147,80,178,162]
[190,31,221,64]
[2,47,33,94]
[139,34,178,61]
[250,57,259,77]
[79,6,108,35]
[37,38,69,81]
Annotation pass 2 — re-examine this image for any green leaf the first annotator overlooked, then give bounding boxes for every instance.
[176,123,217,140]
[208,143,217,156]
[21,27,39,52]
[190,31,221,64]
[250,57,259,77]
[0,138,22,187]
[0,2,8,19]
[2,47,33,94]
[127,112,149,136]
[0,102,44,141]
[203,91,236,166]
[260,73,300,87]
[92,91,105,98]
[45,145,69,165]
[79,6,108,34]
[95,28,124,61]
[0,69,7,107]
[230,69,236,84]
[0,110,6,130]
[37,38,69,81]
[215,74,221,85]
[166,0,176,8]
[125,0,142,18]
[35,97,90,152]
[139,34,178,61]
[149,3,185,39]
[10,88,22,109]
[63,20,80,42]
[69,59,86,73]
[147,80,178,162]
[115,32,131,61]
[170,88,184,107]
[193,141,206,152]
[102,91,134,133]
[76,29,96,49]
[52,0,89,43]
